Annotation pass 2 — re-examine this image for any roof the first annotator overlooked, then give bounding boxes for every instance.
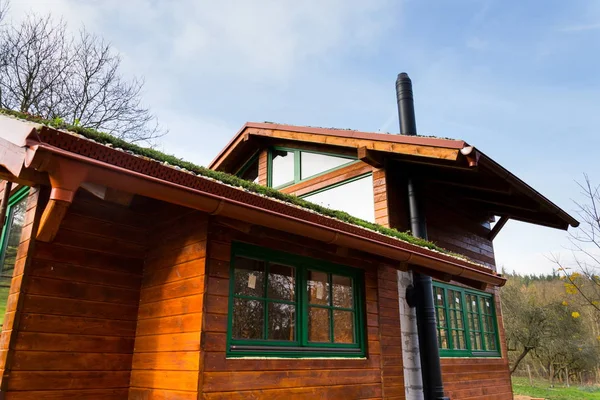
[0,110,505,288]
[209,121,579,231]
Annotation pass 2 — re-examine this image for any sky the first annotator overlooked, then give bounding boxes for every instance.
[7,0,600,276]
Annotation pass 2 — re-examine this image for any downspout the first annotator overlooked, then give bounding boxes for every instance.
[397,72,449,400]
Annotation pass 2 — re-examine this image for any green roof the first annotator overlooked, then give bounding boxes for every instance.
[0,108,467,260]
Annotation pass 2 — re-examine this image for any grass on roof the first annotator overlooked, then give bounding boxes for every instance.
[0,108,466,259]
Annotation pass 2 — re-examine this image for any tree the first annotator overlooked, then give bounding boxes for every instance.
[502,276,556,374]
[0,7,164,144]
[554,175,600,314]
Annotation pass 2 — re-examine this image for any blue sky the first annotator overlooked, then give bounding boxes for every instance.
[10,0,600,275]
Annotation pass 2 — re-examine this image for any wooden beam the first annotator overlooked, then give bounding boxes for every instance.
[357,146,383,168]
[36,199,70,242]
[488,216,509,241]
[246,128,461,161]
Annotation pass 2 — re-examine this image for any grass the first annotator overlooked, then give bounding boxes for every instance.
[0,108,470,261]
[512,376,600,400]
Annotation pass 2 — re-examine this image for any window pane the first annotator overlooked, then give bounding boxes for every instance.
[308,270,330,305]
[240,158,259,183]
[308,307,331,342]
[1,197,27,281]
[485,333,497,351]
[232,299,264,340]
[268,302,295,341]
[452,330,466,349]
[302,175,375,222]
[438,328,449,349]
[234,257,265,297]
[267,264,295,301]
[332,275,353,308]
[271,150,295,187]
[333,310,354,343]
[300,152,352,180]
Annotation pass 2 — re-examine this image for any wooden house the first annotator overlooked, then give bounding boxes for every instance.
[0,88,577,400]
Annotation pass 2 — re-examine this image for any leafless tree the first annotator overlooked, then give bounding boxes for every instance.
[554,174,600,313]
[0,10,164,144]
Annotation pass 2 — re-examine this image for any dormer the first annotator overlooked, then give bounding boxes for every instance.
[210,122,577,269]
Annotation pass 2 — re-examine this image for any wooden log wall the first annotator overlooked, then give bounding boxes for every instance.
[424,197,512,400]
[200,217,403,399]
[0,189,148,399]
[128,207,208,400]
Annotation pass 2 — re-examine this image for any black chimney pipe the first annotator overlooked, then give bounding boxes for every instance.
[396,72,449,400]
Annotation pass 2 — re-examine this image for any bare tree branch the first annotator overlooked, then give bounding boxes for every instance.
[0,12,165,144]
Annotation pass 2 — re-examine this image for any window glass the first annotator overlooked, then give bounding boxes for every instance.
[308,307,331,342]
[302,175,375,222]
[300,152,352,180]
[308,270,329,305]
[0,190,28,328]
[239,158,259,183]
[228,243,364,357]
[232,299,263,340]
[271,150,295,187]
[268,302,295,341]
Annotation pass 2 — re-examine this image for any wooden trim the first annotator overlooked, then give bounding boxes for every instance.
[0,186,43,391]
[280,162,372,197]
[488,216,509,241]
[247,128,461,161]
[357,147,383,168]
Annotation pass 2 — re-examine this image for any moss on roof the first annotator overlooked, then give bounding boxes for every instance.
[0,108,466,259]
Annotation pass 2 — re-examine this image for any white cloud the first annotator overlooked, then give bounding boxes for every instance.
[559,23,600,33]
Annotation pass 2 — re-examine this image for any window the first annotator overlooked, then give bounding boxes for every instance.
[236,155,259,183]
[433,281,500,357]
[301,174,375,222]
[267,147,356,189]
[0,186,29,328]
[227,242,365,357]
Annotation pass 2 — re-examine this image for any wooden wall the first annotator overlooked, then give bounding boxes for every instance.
[129,207,208,400]
[200,217,402,399]
[426,197,496,269]
[280,161,372,197]
[0,189,148,399]
[424,196,512,400]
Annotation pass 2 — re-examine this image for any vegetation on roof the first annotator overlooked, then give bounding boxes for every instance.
[1,108,467,259]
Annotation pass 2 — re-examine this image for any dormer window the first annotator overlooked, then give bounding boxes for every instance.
[236,155,259,184]
[268,147,356,189]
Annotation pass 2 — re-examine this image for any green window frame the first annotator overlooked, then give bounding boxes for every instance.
[0,185,29,327]
[226,242,366,358]
[267,147,357,189]
[433,281,500,358]
[235,153,260,183]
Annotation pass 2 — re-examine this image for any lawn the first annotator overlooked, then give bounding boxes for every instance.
[512,376,600,400]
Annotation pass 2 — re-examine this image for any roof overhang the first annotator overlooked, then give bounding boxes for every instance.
[0,114,505,289]
[210,122,578,231]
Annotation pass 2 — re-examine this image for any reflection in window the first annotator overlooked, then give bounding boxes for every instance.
[0,188,28,328]
[228,243,364,356]
[271,150,295,187]
[231,256,296,342]
[302,175,375,222]
[300,152,353,180]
